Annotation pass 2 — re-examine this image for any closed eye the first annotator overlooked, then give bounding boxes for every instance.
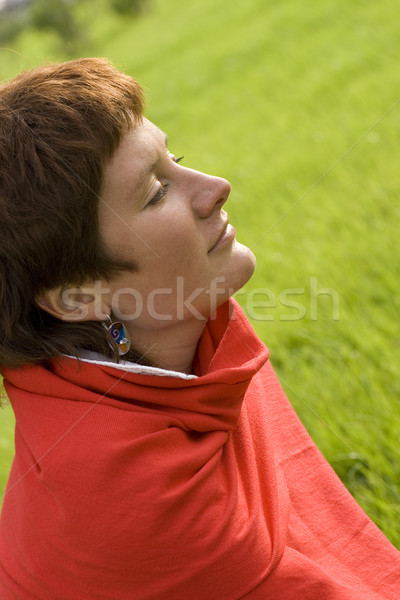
[146,155,183,207]
[147,183,169,207]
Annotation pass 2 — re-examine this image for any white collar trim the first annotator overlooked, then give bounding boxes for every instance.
[64,351,197,380]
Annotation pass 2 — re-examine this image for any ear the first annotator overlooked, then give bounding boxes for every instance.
[36,286,110,322]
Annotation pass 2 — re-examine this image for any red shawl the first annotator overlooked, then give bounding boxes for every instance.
[1,299,399,599]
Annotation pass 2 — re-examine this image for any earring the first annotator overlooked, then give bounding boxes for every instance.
[103,315,131,356]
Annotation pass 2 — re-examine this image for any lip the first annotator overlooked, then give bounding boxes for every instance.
[208,221,236,253]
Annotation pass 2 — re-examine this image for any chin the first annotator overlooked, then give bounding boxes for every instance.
[228,241,257,294]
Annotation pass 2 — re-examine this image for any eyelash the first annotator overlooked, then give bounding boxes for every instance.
[147,156,184,206]
[148,183,169,206]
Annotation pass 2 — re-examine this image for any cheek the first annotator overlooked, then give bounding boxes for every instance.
[140,221,207,270]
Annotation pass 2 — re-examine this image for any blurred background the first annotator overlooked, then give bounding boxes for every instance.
[1,0,399,547]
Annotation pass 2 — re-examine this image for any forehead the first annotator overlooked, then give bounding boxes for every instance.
[101,118,166,200]
[108,117,165,175]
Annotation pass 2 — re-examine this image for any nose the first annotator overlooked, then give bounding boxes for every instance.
[190,170,231,219]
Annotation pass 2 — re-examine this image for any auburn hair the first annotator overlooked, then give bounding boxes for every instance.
[0,57,144,368]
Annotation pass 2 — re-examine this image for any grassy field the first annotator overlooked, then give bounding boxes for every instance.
[1,0,399,547]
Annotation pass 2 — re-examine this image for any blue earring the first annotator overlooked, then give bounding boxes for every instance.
[103,315,131,356]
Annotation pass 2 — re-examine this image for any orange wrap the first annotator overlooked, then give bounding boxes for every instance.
[1,299,399,599]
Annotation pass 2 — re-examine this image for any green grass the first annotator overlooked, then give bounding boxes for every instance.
[1,0,399,547]
[0,394,14,484]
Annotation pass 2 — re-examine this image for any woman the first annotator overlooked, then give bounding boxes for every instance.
[0,58,399,599]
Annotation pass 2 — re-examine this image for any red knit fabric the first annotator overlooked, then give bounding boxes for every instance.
[0,299,399,599]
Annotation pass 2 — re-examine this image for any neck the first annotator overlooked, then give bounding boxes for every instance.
[124,318,207,374]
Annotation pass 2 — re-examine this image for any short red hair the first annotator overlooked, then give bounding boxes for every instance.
[0,58,144,367]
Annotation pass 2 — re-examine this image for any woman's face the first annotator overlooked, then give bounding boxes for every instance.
[98,118,256,329]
